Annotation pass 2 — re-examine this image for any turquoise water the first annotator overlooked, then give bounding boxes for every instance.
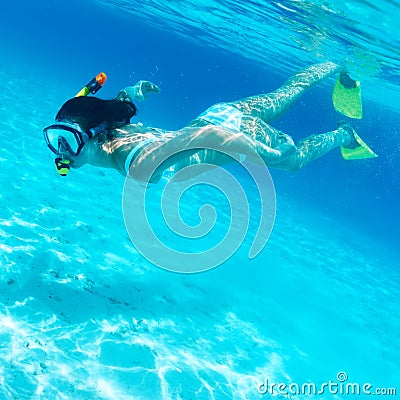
[0,0,399,399]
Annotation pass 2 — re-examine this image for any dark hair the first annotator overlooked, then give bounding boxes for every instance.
[56,97,137,132]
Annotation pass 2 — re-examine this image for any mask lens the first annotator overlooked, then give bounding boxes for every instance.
[58,129,80,154]
[44,125,83,156]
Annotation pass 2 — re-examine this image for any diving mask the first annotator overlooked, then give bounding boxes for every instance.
[43,121,91,157]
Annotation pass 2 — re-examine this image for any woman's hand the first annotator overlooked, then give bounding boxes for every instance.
[135,80,161,100]
[115,81,161,102]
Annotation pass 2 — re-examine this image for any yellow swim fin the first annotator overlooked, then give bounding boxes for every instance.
[332,74,362,119]
[341,130,378,160]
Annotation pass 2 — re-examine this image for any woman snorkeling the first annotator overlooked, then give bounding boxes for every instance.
[43,62,376,182]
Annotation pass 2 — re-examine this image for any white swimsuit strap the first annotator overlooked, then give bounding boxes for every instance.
[124,138,156,175]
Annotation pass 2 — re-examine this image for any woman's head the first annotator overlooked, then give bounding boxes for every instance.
[44,96,137,175]
[45,97,137,157]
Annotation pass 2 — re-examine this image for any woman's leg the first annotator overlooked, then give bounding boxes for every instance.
[235,113,353,170]
[228,62,341,123]
[183,62,352,171]
[271,124,353,171]
[175,125,353,173]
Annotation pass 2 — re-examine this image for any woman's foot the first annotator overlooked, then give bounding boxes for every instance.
[337,121,359,148]
[337,121,378,160]
[339,71,357,89]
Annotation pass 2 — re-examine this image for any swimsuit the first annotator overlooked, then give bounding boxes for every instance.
[196,103,246,162]
[122,124,175,175]
[124,137,157,175]
[196,103,243,132]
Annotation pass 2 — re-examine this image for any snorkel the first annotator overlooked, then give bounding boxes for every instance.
[50,72,107,176]
[75,72,107,97]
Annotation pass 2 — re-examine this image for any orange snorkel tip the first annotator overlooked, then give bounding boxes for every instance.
[75,72,107,97]
[96,72,107,86]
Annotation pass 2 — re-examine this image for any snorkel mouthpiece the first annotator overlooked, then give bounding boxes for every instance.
[75,72,107,97]
[55,157,71,176]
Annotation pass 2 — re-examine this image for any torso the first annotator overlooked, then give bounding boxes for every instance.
[76,118,273,180]
[100,123,174,176]
[99,122,213,181]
